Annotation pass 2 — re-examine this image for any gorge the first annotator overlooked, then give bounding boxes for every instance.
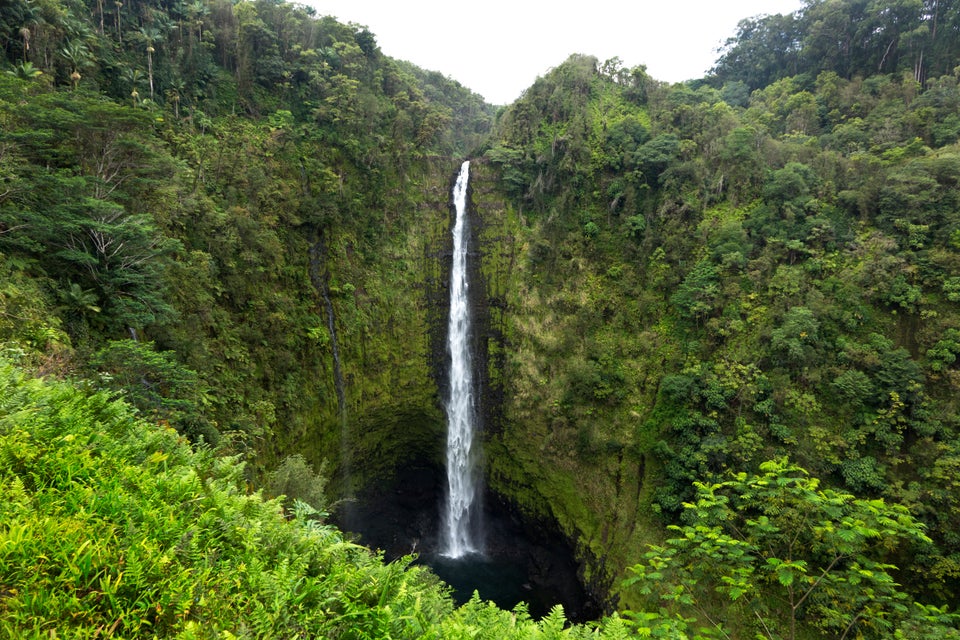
[335,159,601,620]
[4,0,960,635]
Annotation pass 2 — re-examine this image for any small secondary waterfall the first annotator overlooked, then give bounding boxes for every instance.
[442,160,481,558]
[308,232,349,494]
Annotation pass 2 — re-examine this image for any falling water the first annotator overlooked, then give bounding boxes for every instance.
[335,165,596,610]
[442,160,481,558]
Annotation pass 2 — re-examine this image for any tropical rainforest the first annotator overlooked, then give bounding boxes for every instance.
[3,0,960,637]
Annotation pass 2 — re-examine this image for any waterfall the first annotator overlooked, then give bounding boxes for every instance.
[442,160,481,558]
[308,232,349,495]
[308,232,346,420]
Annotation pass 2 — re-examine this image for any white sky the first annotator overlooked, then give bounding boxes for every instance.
[303,0,806,105]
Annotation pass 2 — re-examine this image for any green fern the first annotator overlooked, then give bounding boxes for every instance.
[0,360,690,638]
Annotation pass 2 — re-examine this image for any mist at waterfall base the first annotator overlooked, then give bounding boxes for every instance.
[334,466,601,622]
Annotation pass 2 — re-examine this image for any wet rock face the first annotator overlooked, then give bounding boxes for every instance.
[333,464,602,622]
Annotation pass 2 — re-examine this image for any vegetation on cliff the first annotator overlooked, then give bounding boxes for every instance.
[2,359,957,637]
[479,1,960,631]
[3,0,960,636]
[1,0,492,487]
[0,360,648,638]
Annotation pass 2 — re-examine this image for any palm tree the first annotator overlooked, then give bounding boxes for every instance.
[187,1,209,44]
[138,28,162,101]
[166,77,186,119]
[60,41,92,89]
[171,0,188,45]
[19,27,30,62]
[146,44,155,100]
[121,67,144,106]
[114,1,123,42]
[57,282,101,338]
[58,282,102,317]
[93,0,105,35]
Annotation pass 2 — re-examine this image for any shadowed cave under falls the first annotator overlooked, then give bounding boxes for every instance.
[336,161,601,621]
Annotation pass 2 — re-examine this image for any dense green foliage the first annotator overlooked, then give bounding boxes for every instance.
[712,0,960,91]
[0,360,728,640]
[629,459,959,639]
[481,4,960,628]
[4,0,960,636]
[1,360,443,638]
[3,360,956,637]
[0,0,493,486]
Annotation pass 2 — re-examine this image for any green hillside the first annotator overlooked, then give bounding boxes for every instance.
[1,359,663,638]
[3,0,960,637]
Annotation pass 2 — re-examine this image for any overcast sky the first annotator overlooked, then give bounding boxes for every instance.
[303,1,805,105]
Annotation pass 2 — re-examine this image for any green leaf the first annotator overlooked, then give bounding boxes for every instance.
[777,568,795,587]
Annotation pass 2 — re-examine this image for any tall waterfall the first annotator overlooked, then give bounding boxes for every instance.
[442,160,481,558]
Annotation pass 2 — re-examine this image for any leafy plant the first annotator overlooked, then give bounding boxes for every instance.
[0,360,698,639]
[627,458,958,639]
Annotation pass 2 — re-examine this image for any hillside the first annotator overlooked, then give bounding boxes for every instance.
[1,359,661,637]
[1,0,492,488]
[3,0,960,637]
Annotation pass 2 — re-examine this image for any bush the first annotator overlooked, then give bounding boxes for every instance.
[265,454,329,511]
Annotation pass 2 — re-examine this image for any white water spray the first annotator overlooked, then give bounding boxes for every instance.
[442,160,480,558]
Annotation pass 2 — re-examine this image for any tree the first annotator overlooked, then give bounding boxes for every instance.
[55,197,179,331]
[59,40,92,88]
[627,458,958,639]
[670,259,720,324]
[770,306,820,366]
[114,0,122,42]
[138,27,162,101]
[5,61,42,79]
[711,13,801,90]
[631,134,679,186]
[0,92,179,334]
[718,126,765,205]
[265,454,329,512]
[764,162,817,212]
[91,339,215,442]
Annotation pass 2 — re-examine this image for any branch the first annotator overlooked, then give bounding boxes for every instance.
[793,553,844,612]
[694,603,733,640]
[838,611,863,640]
[755,610,776,640]
[878,38,897,72]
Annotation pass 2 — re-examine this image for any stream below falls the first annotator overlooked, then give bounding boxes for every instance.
[333,465,603,622]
